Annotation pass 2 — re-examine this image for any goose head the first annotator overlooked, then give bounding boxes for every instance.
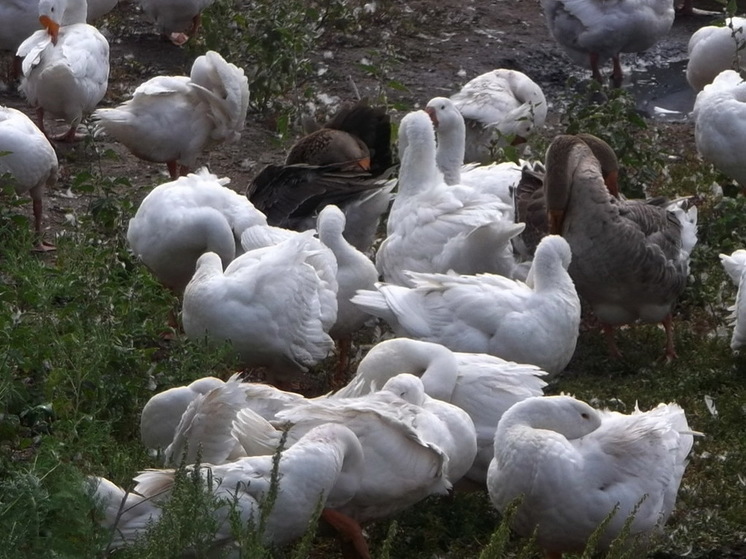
[38,0,87,42]
[425,97,466,185]
[499,395,602,440]
[544,135,605,234]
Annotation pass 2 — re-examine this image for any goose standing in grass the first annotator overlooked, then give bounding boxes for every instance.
[0,105,58,251]
[487,395,695,558]
[355,235,581,376]
[182,230,338,383]
[693,69,746,190]
[686,18,746,93]
[127,169,267,295]
[94,50,249,179]
[719,249,746,351]
[375,109,524,285]
[544,134,697,359]
[92,423,366,554]
[335,338,547,484]
[247,102,394,253]
[16,0,109,141]
[136,0,215,45]
[540,0,675,86]
[448,69,547,164]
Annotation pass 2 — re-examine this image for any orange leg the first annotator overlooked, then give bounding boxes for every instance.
[662,313,677,361]
[321,508,371,559]
[611,55,624,88]
[31,198,55,252]
[602,323,622,358]
[589,52,603,83]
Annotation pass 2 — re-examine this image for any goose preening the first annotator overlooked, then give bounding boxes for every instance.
[94,50,249,179]
[375,109,524,286]
[544,134,698,359]
[719,249,746,351]
[335,338,547,484]
[539,0,675,86]
[686,17,746,92]
[126,169,267,294]
[136,0,215,45]
[181,230,338,383]
[0,105,59,251]
[16,0,109,141]
[487,395,696,558]
[448,69,547,164]
[92,423,366,554]
[693,69,746,190]
[512,132,620,258]
[231,375,468,517]
[247,102,394,253]
[355,235,582,377]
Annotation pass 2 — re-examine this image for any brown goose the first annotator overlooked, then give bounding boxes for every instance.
[513,133,619,259]
[247,101,394,252]
[543,134,697,359]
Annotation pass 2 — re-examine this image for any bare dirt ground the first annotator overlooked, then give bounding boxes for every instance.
[0,0,728,239]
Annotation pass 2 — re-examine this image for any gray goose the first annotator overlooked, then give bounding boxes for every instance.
[543,134,697,359]
[247,101,394,252]
[513,133,619,259]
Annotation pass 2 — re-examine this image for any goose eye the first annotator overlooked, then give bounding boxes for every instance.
[581,412,590,419]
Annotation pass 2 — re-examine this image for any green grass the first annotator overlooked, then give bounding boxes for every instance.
[2,6,746,555]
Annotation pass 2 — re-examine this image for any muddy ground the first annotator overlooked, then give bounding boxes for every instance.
[0,0,730,240]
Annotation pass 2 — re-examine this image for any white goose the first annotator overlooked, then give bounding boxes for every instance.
[540,0,675,85]
[375,109,524,286]
[448,69,547,164]
[136,0,215,45]
[182,230,338,382]
[335,338,547,484]
[719,249,746,351]
[487,395,695,558]
[139,375,226,452]
[544,134,698,359]
[354,235,582,376]
[16,0,109,142]
[231,375,458,523]
[92,422,366,554]
[94,50,249,179]
[693,69,746,189]
[0,0,116,53]
[686,18,746,93]
[425,95,526,208]
[0,105,58,251]
[127,169,267,294]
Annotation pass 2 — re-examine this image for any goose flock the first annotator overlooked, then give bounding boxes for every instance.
[5,0,745,556]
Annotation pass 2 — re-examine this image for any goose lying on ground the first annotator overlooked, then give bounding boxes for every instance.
[488,395,696,558]
[720,249,746,351]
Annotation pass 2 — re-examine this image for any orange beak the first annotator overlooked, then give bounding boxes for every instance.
[511,134,527,146]
[424,106,438,127]
[603,169,620,199]
[356,157,371,171]
[548,209,565,235]
[40,15,60,44]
